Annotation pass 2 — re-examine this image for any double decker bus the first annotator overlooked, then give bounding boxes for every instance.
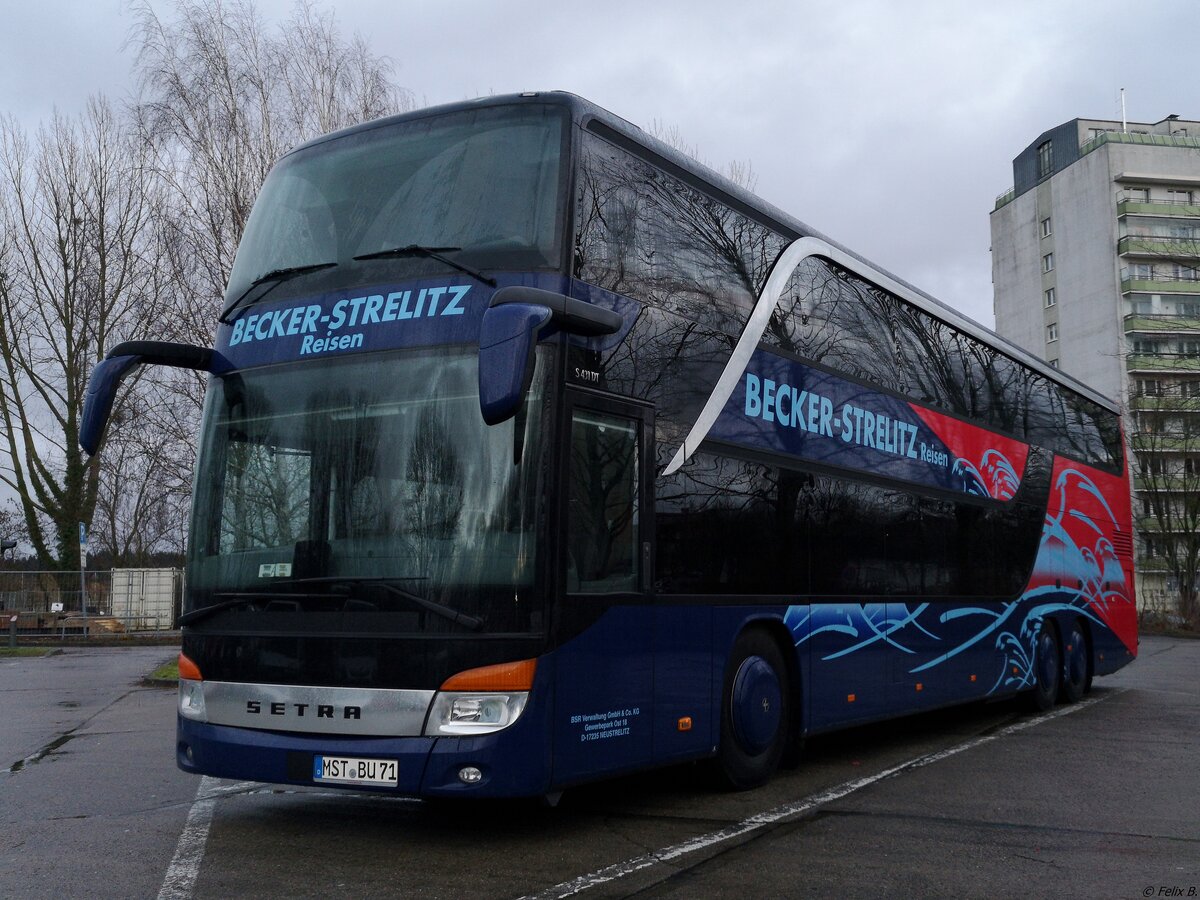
[82,92,1136,799]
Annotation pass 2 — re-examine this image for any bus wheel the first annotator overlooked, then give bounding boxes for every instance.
[1028,622,1061,712]
[717,629,790,790]
[1060,619,1089,703]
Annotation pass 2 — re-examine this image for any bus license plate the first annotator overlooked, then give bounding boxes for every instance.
[313,755,399,787]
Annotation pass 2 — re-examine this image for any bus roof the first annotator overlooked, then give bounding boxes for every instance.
[289,92,1118,415]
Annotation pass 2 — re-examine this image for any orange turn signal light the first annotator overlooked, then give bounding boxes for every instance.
[440,658,537,692]
[178,652,203,682]
[677,717,693,732]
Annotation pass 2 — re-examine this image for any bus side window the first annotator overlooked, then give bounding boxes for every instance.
[568,411,639,592]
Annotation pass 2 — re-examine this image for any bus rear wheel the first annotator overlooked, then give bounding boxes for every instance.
[1028,622,1061,712]
[717,629,791,790]
[1060,619,1089,703]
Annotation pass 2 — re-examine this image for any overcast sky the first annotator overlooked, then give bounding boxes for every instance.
[2,0,1196,328]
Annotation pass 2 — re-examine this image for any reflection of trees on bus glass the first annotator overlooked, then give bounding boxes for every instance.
[405,407,464,575]
[220,442,312,552]
[568,412,638,592]
[194,350,546,621]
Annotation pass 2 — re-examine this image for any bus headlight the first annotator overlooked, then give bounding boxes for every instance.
[179,679,208,721]
[425,657,536,736]
[424,692,529,735]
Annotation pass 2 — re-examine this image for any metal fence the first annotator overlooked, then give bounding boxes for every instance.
[0,568,182,633]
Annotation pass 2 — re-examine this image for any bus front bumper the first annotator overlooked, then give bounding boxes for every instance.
[176,716,553,799]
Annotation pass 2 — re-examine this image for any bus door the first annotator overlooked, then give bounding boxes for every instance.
[551,393,656,784]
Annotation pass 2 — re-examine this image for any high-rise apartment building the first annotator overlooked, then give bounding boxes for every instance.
[991,114,1200,617]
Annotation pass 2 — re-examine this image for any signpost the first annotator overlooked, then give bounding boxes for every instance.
[2,541,15,648]
[79,522,88,638]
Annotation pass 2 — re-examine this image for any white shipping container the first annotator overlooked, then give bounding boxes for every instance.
[110,568,180,630]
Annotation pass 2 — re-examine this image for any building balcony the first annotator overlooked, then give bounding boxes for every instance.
[1083,130,1200,153]
[1130,433,1200,452]
[1118,235,1200,258]
[1135,518,1200,536]
[1121,273,1200,295]
[1133,475,1198,492]
[1135,515,1195,533]
[1128,394,1200,411]
[993,187,1015,211]
[1117,192,1200,218]
[1126,353,1200,373]
[1135,557,1173,573]
[1124,314,1200,335]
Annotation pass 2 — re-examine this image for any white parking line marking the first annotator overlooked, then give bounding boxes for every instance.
[521,694,1119,900]
[158,776,222,900]
[157,778,261,898]
[156,776,421,899]
[154,693,1120,899]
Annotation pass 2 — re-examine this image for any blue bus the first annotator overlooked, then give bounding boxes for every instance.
[82,93,1137,799]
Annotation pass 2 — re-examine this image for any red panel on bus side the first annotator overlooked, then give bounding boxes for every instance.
[913,402,1136,655]
[909,405,1030,500]
[1025,456,1138,655]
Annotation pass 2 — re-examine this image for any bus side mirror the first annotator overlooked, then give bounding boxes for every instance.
[80,341,217,455]
[478,303,553,426]
[80,355,142,456]
[478,287,623,426]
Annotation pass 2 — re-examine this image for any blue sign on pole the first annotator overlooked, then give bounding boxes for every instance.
[78,521,88,636]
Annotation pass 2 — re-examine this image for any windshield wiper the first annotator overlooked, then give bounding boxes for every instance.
[178,596,259,627]
[182,578,485,631]
[219,262,338,324]
[280,576,484,631]
[179,591,332,627]
[352,244,497,288]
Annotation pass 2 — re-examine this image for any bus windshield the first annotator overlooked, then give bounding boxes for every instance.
[226,104,566,304]
[186,347,548,634]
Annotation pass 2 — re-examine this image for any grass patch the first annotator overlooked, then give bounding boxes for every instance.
[0,647,52,657]
[149,659,180,681]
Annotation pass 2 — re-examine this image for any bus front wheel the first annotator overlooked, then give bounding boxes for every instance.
[717,629,791,790]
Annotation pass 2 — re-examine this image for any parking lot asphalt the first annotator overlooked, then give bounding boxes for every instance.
[0,637,1196,899]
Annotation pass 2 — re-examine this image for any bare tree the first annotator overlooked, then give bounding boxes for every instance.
[0,501,23,551]
[90,375,195,563]
[131,0,413,346]
[0,99,164,568]
[0,2,413,568]
[1120,233,1200,625]
[123,0,416,529]
[1129,388,1200,625]
[648,119,757,192]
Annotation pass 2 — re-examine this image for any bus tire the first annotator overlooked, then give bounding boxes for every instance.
[717,629,790,790]
[1028,621,1061,712]
[1060,618,1089,703]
